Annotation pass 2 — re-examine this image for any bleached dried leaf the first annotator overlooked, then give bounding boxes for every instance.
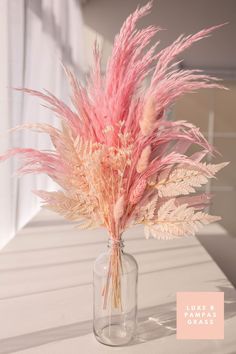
[135,194,158,223]
[78,219,96,229]
[144,198,221,239]
[200,161,229,176]
[155,162,229,197]
[35,189,101,226]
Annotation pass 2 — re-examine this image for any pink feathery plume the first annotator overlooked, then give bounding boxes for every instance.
[105,1,162,134]
[0,148,64,176]
[14,88,82,134]
[149,23,227,89]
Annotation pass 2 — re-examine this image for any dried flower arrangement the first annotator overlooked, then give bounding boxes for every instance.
[0,2,229,310]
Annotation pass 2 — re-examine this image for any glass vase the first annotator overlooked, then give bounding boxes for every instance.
[93,237,138,346]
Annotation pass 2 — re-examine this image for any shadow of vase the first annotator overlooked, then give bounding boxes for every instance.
[128,301,176,346]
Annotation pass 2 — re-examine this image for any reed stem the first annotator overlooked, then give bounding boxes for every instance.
[102,239,123,311]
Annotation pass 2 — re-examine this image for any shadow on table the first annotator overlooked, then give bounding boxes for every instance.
[209,278,236,321]
[128,301,176,346]
[128,278,236,346]
[1,280,235,354]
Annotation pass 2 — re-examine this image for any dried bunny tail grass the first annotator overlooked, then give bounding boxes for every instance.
[139,96,157,135]
[129,178,147,205]
[113,195,125,223]
[136,145,152,173]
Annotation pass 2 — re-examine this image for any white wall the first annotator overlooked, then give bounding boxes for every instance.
[0,0,14,248]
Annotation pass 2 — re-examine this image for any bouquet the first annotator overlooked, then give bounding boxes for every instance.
[0,1,228,310]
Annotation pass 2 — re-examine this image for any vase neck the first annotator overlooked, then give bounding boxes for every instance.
[107,237,124,250]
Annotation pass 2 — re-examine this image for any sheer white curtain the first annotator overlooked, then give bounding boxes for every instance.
[0,0,86,249]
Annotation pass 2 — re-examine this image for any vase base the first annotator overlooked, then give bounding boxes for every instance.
[94,323,134,346]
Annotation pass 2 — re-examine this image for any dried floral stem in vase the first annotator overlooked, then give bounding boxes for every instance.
[0,1,229,312]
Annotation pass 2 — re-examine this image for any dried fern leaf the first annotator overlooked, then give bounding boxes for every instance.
[155,162,228,197]
[134,194,158,223]
[144,198,220,239]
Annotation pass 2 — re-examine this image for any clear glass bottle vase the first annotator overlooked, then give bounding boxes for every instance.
[93,237,138,346]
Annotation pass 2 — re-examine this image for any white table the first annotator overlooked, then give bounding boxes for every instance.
[0,210,236,354]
